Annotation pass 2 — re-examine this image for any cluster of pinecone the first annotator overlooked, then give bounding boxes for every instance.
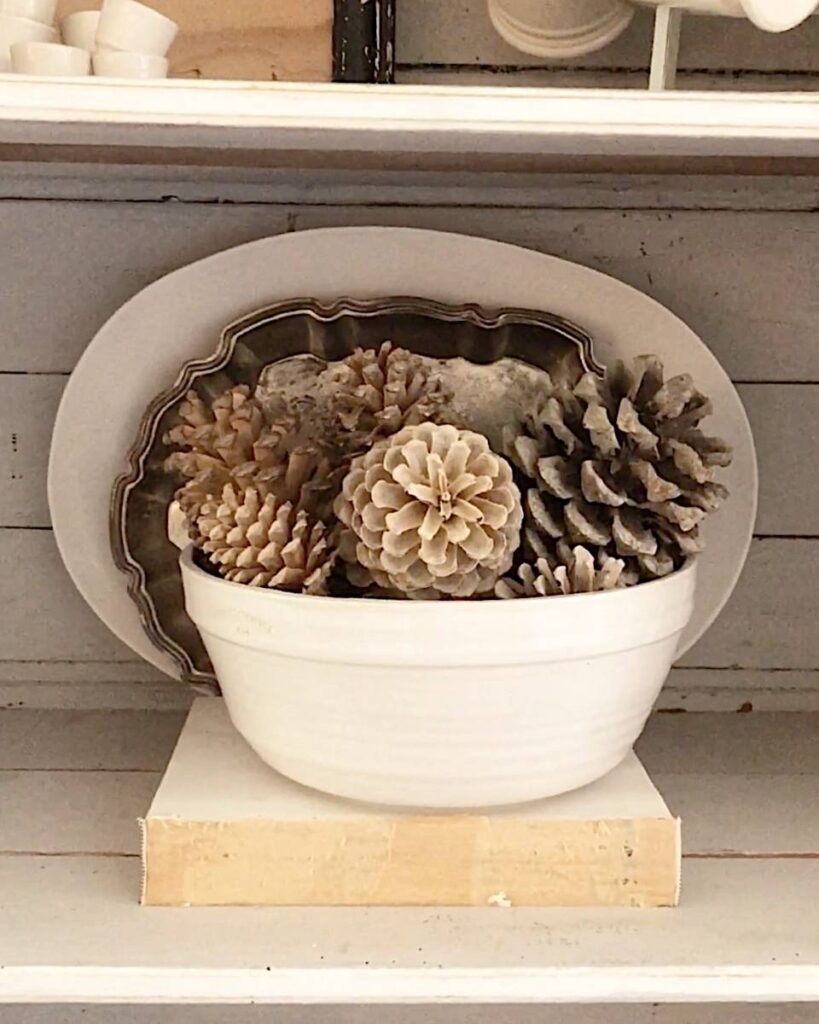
[163,343,731,600]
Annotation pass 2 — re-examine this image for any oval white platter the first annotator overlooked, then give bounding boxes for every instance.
[48,227,758,679]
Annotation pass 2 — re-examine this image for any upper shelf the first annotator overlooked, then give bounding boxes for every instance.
[1,78,819,172]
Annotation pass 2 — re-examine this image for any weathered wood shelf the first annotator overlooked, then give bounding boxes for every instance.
[1,78,819,172]
[0,708,817,1005]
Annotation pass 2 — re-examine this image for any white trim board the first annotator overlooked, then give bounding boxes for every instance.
[1,80,819,160]
[0,857,817,1004]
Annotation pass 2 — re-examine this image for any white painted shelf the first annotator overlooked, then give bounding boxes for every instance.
[1,856,818,1005]
[1,79,819,169]
[0,709,817,1005]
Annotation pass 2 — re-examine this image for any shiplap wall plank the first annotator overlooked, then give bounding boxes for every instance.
[4,707,814,773]
[0,203,292,373]
[0,530,138,663]
[3,168,819,212]
[0,708,184,769]
[0,771,155,854]
[2,204,819,381]
[397,1,819,74]
[291,206,819,383]
[661,669,819,712]
[1,375,64,528]
[1,534,813,669]
[3,667,818,712]
[3,378,812,533]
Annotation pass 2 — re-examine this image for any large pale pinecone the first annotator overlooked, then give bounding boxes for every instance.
[506,356,732,579]
[193,484,336,593]
[495,544,632,599]
[165,385,341,528]
[328,342,447,439]
[335,422,522,597]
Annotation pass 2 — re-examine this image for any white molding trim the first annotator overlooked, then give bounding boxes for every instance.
[3,965,819,1005]
[1,79,819,158]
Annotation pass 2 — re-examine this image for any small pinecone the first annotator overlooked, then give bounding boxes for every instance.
[506,356,732,579]
[165,383,343,527]
[164,386,267,468]
[335,422,522,598]
[193,484,336,593]
[495,544,631,599]
[328,341,447,439]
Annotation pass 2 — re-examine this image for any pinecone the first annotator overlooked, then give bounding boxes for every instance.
[165,383,343,531]
[193,484,336,593]
[328,341,447,439]
[495,545,631,599]
[335,422,522,598]
[506,356,732,579]
[164,386,266,468]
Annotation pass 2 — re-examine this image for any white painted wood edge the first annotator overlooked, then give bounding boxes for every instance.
[1,79,819,155]
[2,964,818,1004]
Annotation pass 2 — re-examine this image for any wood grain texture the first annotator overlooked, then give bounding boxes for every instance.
[397,0,819,74]
[291,206,819,383]
[0,708,184,769]
[1,203,818,380]
[0,771,156,854]
[55,0,334,82]
[3,705,814,774]
[2,167,819,211]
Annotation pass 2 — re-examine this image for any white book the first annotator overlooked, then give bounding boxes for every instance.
[142,698,680,908]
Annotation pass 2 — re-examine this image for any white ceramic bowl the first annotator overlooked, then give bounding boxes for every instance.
[487,0,635,58]
[92,48,167,77]
[0,0,55,24]
[11,39,90,73]
[181,547,697,809]
[634,0,817,32]
[0,11,55,69]
[59,9,100,50]
[96,0,177,56]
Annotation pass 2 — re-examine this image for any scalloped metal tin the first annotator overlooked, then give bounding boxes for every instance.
[111,295,601,692]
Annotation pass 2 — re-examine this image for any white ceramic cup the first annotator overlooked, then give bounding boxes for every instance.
[487,0,635,58]
[0,12,56,70]
[0,0,56,24]
[634,0,818,33]
[11,39,91,73]
[93,47,167,77]
[59,9,100,50]
[96,0,177,56]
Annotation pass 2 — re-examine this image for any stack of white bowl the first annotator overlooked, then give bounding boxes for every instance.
[1,0,176,77]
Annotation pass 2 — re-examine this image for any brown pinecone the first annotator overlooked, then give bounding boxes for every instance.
[335,422,522,598]
[495,544,631,599]
[193,484,336,593]
[165,384,342,528]
[506,356,732,579]
[164,385,267,468]
[328,341,447,439]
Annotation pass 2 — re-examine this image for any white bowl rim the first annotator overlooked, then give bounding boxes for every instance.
[179,544,697,612]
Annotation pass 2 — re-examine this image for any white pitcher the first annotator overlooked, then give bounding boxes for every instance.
[634,0,817,33]
[487,0,635,58]
[488,0,817,56]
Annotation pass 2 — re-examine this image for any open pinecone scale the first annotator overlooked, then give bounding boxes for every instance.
[503,355,732,589]
[162,344,732,601]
